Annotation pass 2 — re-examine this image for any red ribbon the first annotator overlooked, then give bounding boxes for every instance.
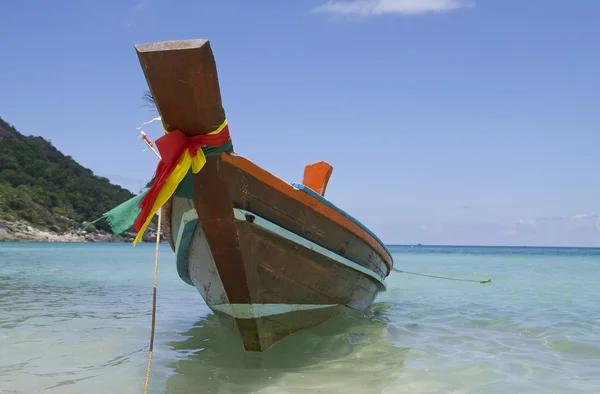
[133,126,231,232]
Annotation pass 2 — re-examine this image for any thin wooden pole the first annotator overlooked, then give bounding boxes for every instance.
[143,210,161,394]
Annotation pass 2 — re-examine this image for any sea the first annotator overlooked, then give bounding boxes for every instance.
[1,243,599,394]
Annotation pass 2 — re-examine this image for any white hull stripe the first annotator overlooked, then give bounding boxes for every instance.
[210,303,338,319]
[233,208,387,289]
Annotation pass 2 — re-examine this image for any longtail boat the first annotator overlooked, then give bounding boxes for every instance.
[100,39,394,351]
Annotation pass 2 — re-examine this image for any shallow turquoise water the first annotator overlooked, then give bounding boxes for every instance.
[1,243,599,393]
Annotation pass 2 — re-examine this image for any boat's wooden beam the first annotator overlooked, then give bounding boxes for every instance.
[133,38,253,307]
[134,39,227,137]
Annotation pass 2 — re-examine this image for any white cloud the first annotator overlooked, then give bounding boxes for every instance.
[313,0,474,16]
[393,211,600,246]
[568,214,600,234]
[419,214,600,241]
[509,215,600,235]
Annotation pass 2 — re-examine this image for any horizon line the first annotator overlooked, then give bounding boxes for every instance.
[386,244,600,249]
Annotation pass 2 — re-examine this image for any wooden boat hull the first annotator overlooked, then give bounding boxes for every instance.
[162,154,392,351]
[131,38,394,351]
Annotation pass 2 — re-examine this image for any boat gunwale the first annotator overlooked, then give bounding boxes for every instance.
[220,153,394,274]
[291,182,393,267]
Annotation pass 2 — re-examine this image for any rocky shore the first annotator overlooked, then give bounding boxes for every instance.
[0,219,164,243]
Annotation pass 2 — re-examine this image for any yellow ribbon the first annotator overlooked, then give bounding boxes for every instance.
[133,121,227,245]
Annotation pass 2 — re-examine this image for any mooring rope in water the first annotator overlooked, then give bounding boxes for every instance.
[143,211,161,394]
[392,267,491,284]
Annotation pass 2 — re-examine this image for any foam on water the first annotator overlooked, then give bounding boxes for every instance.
[1,243,599,393]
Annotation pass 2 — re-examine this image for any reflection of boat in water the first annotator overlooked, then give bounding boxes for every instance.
[162,304,408,394]
[128,39,395,352]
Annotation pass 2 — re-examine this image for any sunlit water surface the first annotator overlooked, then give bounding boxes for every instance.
[1,243,599,393]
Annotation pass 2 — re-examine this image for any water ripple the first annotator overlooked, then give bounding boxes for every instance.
[1,244,599,393]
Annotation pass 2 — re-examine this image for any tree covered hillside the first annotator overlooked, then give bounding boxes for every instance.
[0,116,136,232]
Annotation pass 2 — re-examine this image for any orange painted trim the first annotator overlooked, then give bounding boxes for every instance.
[221,153,393,273]
[302,161,333,197]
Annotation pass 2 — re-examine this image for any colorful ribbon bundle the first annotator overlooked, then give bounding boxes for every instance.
[132,120,232,244]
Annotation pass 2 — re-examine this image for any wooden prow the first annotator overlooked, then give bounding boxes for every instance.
[302,161,333,197]
[134,39,227,139]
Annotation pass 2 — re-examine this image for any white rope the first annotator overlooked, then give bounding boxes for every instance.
[392,267,491,284]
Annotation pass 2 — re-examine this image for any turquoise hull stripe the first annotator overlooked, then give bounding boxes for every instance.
[174,209,198,286]
[211,303,339,319]
[234,208,386,289]
[291,183,393,262]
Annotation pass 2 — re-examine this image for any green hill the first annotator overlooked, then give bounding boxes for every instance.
[0,116,137,234]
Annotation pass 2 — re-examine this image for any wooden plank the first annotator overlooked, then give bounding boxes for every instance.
[187,225,229,306]
[233,208,385,288]
[134,39,228,138]
[134,39,251,304]
[222,153,394,272]
[221,160,389,279]
[191,155,251,304]
[235,221,378,308]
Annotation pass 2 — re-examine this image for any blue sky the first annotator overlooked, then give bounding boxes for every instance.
[1,0,599,247]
